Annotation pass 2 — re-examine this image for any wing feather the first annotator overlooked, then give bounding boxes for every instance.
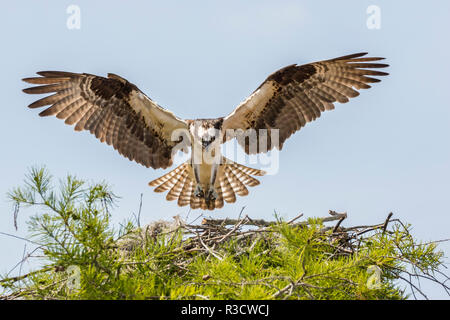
[223,53,388,154]
[23,72,188,169]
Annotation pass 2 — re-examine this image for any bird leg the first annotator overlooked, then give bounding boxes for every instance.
[206,186,218,201]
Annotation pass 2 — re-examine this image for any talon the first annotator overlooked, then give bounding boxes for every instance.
[194,185,204,198]
[207,187,218,200]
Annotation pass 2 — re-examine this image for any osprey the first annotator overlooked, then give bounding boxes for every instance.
[23,52,388,210]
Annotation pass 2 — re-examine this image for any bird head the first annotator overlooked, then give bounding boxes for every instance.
[189,119,223,151]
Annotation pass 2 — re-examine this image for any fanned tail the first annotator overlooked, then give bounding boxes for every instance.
[148,162,190,192]
[149,161,197,208]
[148,158,265,211]
[217,158,265,206]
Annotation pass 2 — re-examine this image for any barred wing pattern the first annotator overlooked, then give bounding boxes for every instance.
[23,72,188,169]
[223,53,389,154]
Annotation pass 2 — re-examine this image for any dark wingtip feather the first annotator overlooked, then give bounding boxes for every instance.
[27,103,36,109]
[38,108,52,116]
[36,71,78,77]
[23,87,39,94]
[22,77,35,83]
[22,76,71,84]
[22,84,60,94]
[365,63,389,68]
[347,57,386,62]
[350,63,390,69]
[27,102,42,109]
[332,52,368,61]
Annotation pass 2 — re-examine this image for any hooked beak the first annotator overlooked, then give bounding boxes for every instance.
[202,140,210,149]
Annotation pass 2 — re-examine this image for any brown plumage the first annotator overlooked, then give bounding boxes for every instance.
[223,52,389,153]
[23,52,388,210]
[23,72,187,169]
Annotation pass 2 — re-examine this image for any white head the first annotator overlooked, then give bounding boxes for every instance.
[188,119,223,149]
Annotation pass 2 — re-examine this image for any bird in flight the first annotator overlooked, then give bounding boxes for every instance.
[23,52,388,210]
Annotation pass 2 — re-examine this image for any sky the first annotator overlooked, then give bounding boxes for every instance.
[0,1,449,299]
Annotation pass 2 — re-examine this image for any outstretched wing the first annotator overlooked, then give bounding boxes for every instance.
[23,72,189,169]
[223,53,389,154]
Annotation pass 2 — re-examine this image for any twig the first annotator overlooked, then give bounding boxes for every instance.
[382,212,393,233]
[217,215,248,243]
[202,217,271,227]
[197,233,223,260]
[137,193,143,228]
[332,212,347,233]
[287,213,304,225]
[0,232,41,245]
[13,202,19,231]
[0,267,53,285]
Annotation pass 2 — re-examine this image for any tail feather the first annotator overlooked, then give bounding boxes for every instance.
[151,164,188,192]
[190,185,202,209]
[228,164,260,187]
[224,166,249,196]
[228,162,265,177]
[213,183,224,209]
[166,170,188,201]
[148,158,265,210]
[148,163,186,187]
[178,179,193,207]
[201,198,208,210]
[219,174,237,203]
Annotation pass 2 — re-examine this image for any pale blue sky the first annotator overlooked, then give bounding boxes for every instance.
[1,1,449,298]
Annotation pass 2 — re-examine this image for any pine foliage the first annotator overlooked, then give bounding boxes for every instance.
[1,167,448,300]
